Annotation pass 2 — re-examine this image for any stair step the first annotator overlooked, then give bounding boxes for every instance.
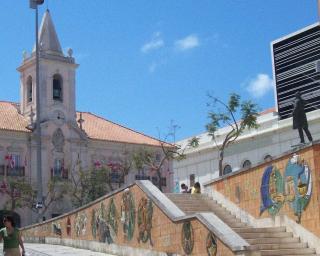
[234,227,286,233]
[166,194,317,255]
[229,223,248,228]
[247,237,300,245]
[249,242,307,250]
[260,248,316,255]
[241,232,293,239]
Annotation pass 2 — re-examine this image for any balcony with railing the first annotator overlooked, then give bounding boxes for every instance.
[50,168,69,180]
[0,165,25,177]
[110,172,124,184]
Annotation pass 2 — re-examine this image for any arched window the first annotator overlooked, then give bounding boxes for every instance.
[27,76,33,103]
[223,165,232,175]
[53,158,63,177]
[53,74,63,101]
[264,155,272,162]
[242,160,252,169]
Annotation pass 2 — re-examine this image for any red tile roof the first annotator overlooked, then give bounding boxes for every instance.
[0,101,168,147]
[77,112,168,147]
[0,101,30,132]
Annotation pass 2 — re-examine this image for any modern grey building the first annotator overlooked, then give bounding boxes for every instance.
[271,22,320,120]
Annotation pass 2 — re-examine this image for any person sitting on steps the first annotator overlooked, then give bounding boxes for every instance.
[180,183,189,193]
[191,182,201,194]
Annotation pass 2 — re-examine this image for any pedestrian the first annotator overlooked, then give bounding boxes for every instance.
[292,91,313,144]
[191,182,201,194]
[180,183,189,193]
[0,216,25,256]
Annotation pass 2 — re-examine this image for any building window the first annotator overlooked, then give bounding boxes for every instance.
[53,74,63,101]
[242,160,252,169]
[7,154,20,169]
[155,153,161,162]
[161,177,167,187]
[223,165,232,175]
[53,159,63,177]
[264,155,272,162]
[27,76,32,103]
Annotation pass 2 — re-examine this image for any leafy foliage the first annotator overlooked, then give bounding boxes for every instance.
[0,177,68,216]
[1,178,34,211]
[188,137,200,148]
[206,93,259,176]
[69,167,113,208]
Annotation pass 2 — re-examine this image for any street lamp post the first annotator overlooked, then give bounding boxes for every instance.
[30,0,44,215]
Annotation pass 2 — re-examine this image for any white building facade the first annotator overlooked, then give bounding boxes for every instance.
[174,108,320,190]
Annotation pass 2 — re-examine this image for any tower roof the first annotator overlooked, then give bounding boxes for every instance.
[33,10,63,56]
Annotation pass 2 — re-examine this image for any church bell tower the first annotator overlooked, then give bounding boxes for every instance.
[17,10,78,126]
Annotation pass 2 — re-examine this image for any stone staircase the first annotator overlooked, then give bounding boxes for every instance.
[165,193,318,256]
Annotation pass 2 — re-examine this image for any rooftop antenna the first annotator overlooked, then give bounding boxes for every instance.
[318,0,320,22]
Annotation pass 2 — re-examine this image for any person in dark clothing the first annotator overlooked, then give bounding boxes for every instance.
[180,183,189,193]
[292,91,313,144]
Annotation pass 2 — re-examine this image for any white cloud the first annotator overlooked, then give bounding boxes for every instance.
[175,34,200,51]
[141,32,164,53]
[246,74,274,98]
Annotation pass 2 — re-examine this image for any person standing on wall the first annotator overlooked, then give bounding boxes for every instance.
[0,216,25,256]
[292,91,313,144]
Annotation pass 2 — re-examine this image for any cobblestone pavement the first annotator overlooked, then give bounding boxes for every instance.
[0,243,116,256]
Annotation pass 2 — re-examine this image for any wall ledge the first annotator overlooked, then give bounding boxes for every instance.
[203,140,320,187]
[24,237,175,256]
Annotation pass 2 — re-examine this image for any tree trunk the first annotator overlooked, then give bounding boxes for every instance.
[157,170,162,192]
[11,198,15,212]
[218,150,224,176]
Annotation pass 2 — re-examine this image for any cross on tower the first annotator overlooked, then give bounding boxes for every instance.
[77,112,84,130]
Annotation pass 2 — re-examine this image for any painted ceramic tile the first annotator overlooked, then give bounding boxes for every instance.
[206,232,217,256]
[52,222,62,236]
[181,221,194,255]
[260,166,285,216]
[74,212,87,237]
[137,197,153,245]
[260,157,312,222]
[121,190,136,241]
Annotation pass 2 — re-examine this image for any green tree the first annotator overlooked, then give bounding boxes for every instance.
[206,93,259,176]
[0,177,68,217]
[0,177,34,211]
[69,150,135,208]
[69,167,113,208]
[133,142,187,192]
[38,177,69,216]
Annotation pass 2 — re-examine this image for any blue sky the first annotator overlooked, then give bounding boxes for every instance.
[0,1,318,141]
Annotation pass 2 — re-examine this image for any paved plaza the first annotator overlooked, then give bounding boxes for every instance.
[0,243,115,256]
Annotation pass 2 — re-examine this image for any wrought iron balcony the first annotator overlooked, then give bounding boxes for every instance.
[135,174,150,181]
[110,172,124,184]
[50,168,68,180]
[0,166,25,177]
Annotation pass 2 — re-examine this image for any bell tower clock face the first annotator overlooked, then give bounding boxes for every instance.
[52,110,65,126]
